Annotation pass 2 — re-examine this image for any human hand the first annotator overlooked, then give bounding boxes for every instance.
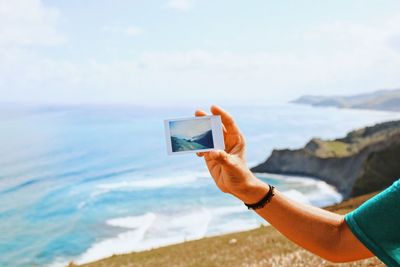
[195,105,268,203]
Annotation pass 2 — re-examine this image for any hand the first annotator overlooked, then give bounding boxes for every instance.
[195,105,269,203]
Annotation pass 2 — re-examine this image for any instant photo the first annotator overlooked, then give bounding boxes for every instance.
[164,116,225,155]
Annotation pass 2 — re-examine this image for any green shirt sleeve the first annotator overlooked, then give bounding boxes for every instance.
[345,179,400,267]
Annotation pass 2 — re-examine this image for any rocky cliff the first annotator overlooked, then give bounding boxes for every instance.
[251,120,400,198]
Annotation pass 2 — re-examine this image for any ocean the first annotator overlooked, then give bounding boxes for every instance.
[1,103,399,266]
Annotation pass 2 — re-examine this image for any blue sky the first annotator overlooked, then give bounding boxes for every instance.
[1,0,400,106]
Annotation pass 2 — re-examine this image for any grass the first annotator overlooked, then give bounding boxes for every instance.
[311,125,400,158]
[319,140,352,157]
[70,192,384,267]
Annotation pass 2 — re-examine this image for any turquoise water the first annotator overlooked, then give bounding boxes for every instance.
[1,104,399,266]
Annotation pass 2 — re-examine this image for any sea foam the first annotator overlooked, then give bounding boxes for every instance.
[95,171,209,191]
[74,174,343,265]
[75,213,157,264]
[255,172,343,207]
[74,208,214,265]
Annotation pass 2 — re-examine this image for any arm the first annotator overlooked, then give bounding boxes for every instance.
[195,105,374,263]
[238,179,373,262]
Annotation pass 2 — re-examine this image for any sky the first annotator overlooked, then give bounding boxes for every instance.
[170,117,211,138]
[1,0,400,106]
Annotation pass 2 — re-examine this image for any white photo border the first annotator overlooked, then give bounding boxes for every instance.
[164,115,225,155]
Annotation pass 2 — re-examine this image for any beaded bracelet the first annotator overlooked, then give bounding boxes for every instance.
[244,184,275,210]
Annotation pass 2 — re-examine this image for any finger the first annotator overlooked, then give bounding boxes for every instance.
[195,109,208,117]
[204,150,231,164]
[210,105,240,134]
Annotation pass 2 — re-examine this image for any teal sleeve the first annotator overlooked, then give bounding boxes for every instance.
[345,179,400,267]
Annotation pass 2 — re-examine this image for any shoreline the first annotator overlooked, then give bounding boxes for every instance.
[70,191,382,267]
[65,173,343,266]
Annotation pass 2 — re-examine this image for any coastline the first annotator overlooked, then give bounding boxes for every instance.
[69,191,383,267]
[251,119,400,198]
[61,173,343,266]
[4,104,399,267]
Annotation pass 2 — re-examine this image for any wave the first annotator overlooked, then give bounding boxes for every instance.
[0,166,138,196]
[72,203,260,265]
[95,171,209,191]
[74,213,156,264]
[307,181,343,207]
[76,171,210,209]
[281,183,342,207]
[74,208,212,265]
[81,167,138,183]
[1,179,38,194]
[280,176,343,207]
[254,172,321,185]
[59,173,342,266]
[254,172,343,207]
[106,213,157,229]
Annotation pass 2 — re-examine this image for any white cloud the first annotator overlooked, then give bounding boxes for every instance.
[0,0,64,47]
[166,0,193,11]
[1,3,400,105]
[125,26,143,36]
[3,43,399,105]
[296,15,400,93]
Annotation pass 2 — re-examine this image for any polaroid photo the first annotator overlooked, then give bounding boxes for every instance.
[164,115,225,155]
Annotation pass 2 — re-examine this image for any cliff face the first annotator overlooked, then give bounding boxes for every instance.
[251,121,400,198]
[191,130,214,148]
[352,143,400,196]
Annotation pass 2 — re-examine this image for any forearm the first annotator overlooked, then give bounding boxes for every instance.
[236,176,373,262]
[195,106,373,262]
